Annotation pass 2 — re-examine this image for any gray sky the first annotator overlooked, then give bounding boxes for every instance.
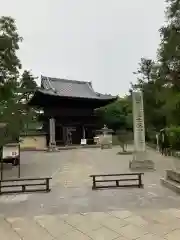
[0,0,165,96]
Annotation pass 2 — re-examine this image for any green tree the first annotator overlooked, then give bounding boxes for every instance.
[0,16,22,107]
[131,58,165,130]
[19,70,37,101]
[18,70,39,132]
[116,129,133,152]
[157,0,180,125]
[99,1,180,146]
[0,16,22,80]
[0,16,22,104]
[0,16,23,145]
[130,1,180,139]
[96,97,132,131]
[158,0,180,89]
[133,58,154,83]
[0,17,41,144]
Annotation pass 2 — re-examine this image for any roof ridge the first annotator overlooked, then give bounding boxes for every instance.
[41,76,56,92]
[42,76,91,85]
[86,81,98,96]
[96,91,114,96]
[39,75,118,100]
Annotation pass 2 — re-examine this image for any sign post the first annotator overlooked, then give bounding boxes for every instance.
[129,91,154,170]
[0,123,6,180]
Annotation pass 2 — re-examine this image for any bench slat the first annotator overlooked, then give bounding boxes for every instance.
[1,189,50,194]
[90,173,144,177]
[94,184,143,189]
[1,183,46,188]
[0,177,52,182]
[0,177,52,195]
[95,178,139,183]
[90,172,144,190]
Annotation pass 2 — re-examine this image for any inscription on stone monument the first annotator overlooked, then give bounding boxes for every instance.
[129,90,154,169]
[132,91,146,152]
[49,118,56,148]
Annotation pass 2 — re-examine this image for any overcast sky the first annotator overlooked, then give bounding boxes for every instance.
[0,0,165,96]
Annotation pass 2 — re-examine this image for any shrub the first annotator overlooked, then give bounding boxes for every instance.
[166,126,180,150]
[146,129,157,144]
[116,129,133,152]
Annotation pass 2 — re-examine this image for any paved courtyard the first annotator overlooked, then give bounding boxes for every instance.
[1,147,180,239]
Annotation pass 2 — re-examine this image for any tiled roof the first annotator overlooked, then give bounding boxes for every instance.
[39,76,117,100]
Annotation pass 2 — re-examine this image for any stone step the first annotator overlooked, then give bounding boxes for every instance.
[166,169,180,183]
[160,177,180,193]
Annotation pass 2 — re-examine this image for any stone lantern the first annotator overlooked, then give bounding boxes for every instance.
[95,125,113,149]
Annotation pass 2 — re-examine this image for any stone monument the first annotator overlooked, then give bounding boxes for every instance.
[129,91,154,170]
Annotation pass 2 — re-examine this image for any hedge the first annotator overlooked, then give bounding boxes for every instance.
[166,126,180,150]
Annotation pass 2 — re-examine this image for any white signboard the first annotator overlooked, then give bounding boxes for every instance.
[81,139,87,145]
[2,146,19,159]
[132,91,146,152]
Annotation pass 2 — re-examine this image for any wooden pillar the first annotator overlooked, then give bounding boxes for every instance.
[49,118,56,150]
[82,125,86,139]
[63,126,66,145]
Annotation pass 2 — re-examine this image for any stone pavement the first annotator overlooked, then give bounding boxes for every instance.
[1,147,180,217]
[2,209,180,239]
[1,147,180,239]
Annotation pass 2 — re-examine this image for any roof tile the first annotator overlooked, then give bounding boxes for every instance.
[40,76,117,100]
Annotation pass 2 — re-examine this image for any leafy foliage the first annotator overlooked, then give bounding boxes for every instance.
[0,16,22,81]
[130,0,180,143]
[20,70,37,101]
[98,0,180,147]
[116,129,133,152]
[96,97,133,131]
[0,16,39,146]
[166,126,180,150]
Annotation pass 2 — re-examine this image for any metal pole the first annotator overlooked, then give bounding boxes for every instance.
[0,73,4,180]
[1,146,3,180]
[18,143,20,178]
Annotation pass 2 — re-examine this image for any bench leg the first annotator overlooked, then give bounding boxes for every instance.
[92,176,96,190]
[116,180,119,187]
[138,175,143,188]
[22,185,26,192]
[46,178,51,192]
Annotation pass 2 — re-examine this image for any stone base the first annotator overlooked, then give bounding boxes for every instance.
[160,169,180,194]
[101,144,112,149]
[129,160,155,170]
[117,151,133,155]
[161,178,180,193]
[166,169,180,183]
[47,146,58,152]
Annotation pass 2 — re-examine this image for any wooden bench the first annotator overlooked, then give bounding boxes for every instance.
[0,177,52,195]
[90,173,144,190]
